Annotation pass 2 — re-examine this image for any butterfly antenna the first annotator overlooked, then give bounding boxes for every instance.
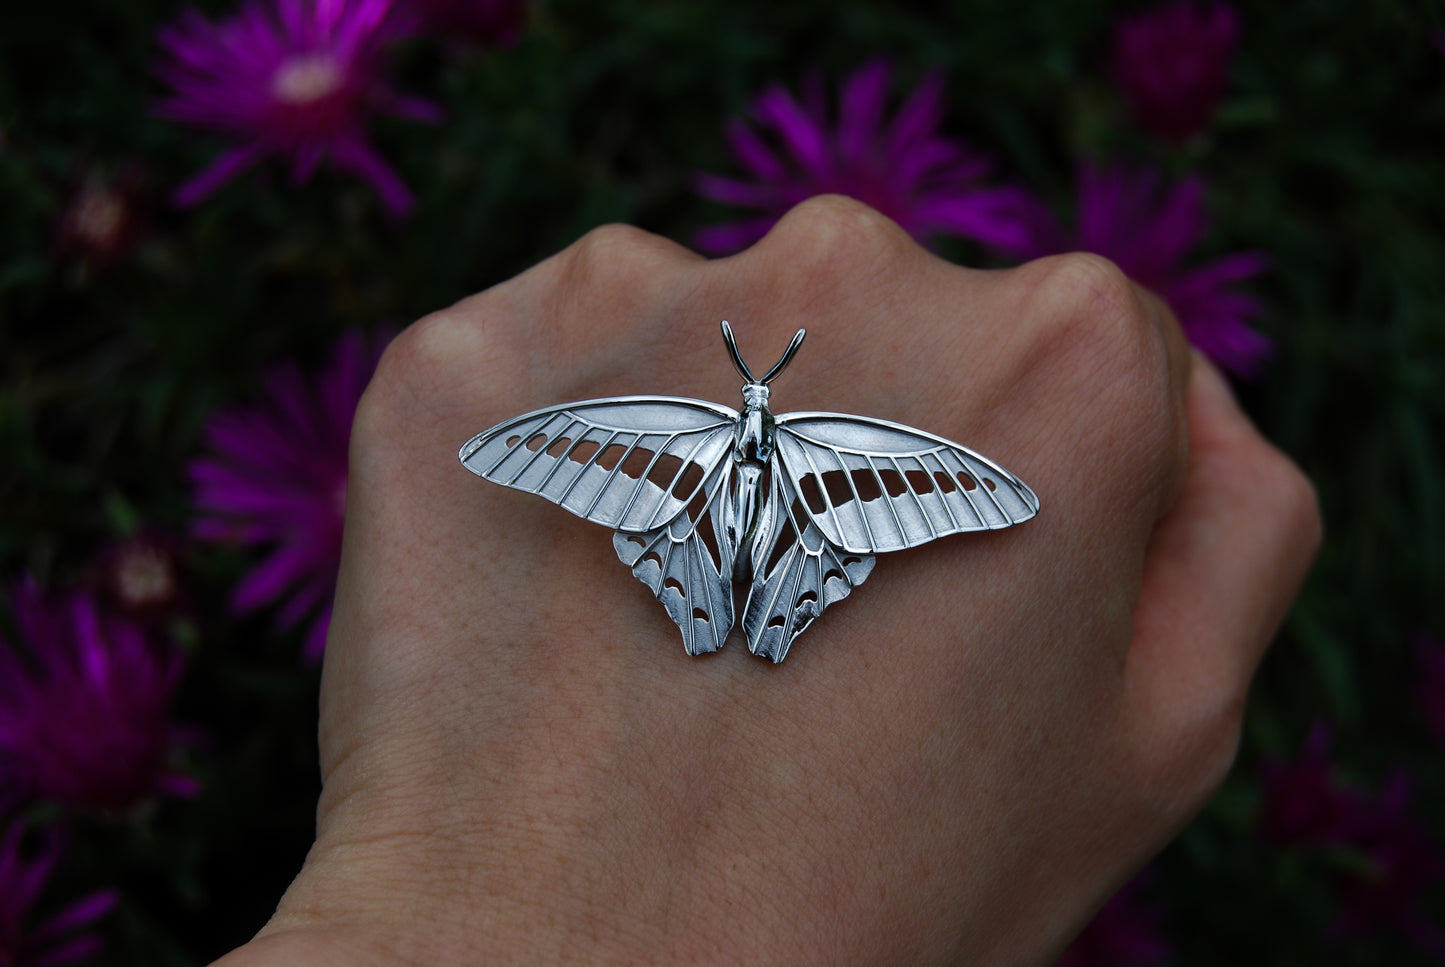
[720,320,756,382]
[760,328,806,384]
[721,321,807,385]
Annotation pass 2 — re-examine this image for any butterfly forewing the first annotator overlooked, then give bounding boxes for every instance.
[459,397,738,532]
[774,413,1040,555]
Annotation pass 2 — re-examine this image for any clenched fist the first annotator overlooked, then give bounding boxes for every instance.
[218,196,1320,967]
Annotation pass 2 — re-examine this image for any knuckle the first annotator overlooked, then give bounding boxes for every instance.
[560,222,689,305]
[1023,253,1147,354]
[350,336,413,445]
[368,312,460,403]
[374,310,459,384]
[757,194,917,284]
[355,305,516,442]
[1013,253,1179,466]
[568,221,656,264]
[771,193,909,243]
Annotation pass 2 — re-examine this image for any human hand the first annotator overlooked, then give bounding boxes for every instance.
[217,196,1320,966]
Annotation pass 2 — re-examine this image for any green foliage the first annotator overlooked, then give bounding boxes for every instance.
[1,0,1442,962]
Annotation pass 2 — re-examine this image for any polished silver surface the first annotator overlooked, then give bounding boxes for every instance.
[459,321,1040,662]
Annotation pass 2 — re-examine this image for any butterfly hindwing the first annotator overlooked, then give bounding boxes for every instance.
[613,464,735,655]
[774,412,1040,555]
[742,467,875,662]
[459,396,738,533]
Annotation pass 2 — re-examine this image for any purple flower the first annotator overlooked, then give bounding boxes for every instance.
[1259,726,1445,954]
[1415,636,1445,745]
[1330,772,1445,955]
[155,0,442,215]
[0,581,196,812]
[408,0,526,46]
[190,330,388,662]
[694,61,1030,254]
[1258,720,1363,846]
[0,818,119,967]
[1057,876,1170,967]
[1002,163,1268,377]
[1112,2,1238,142]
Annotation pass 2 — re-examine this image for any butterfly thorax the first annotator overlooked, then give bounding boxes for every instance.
[723,381,777,581]
[734,382,775,463]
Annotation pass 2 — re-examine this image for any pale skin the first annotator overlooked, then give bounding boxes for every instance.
[216,195,1321,966]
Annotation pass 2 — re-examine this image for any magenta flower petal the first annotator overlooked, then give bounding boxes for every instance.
[331,136,416,215]
[0,582,193,812]
[230,540,331,615]
[752,86,830,179]
[724,118,788,182]
[155,0,441,213]
[882,71,945,159]
[157,772,203,800]
[190,329,389,661]
[916,188,1034,252]
[1112,1,1239,142]
[302,604,333,663]
[692,218,782,256]
[1166,251,1270,376]
[0,819,118,967]
[693,174,781,209]
[999,162,1269,377]
[695,60,1026,255]
[836,60,890,162]
[21,890,119,948]
[172,143,270,208]
[380,91,446,124]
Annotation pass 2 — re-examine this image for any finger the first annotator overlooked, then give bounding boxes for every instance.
[1123,352,1322,787]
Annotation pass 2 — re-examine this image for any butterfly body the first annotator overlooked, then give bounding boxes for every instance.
[720,381,778,582]
[459,323,1038,662]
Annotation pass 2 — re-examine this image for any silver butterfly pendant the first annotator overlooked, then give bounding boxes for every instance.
[459,322,1039,662]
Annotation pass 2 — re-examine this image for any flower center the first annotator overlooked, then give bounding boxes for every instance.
[114,545,176,609]
[271,53,345,107]
[69,188,126,248]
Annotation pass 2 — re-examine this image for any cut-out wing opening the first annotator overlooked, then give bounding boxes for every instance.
[775,413,1039,554]
[459,397,738,533]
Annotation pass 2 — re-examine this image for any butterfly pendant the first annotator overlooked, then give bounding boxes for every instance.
[459,321,1039,663]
